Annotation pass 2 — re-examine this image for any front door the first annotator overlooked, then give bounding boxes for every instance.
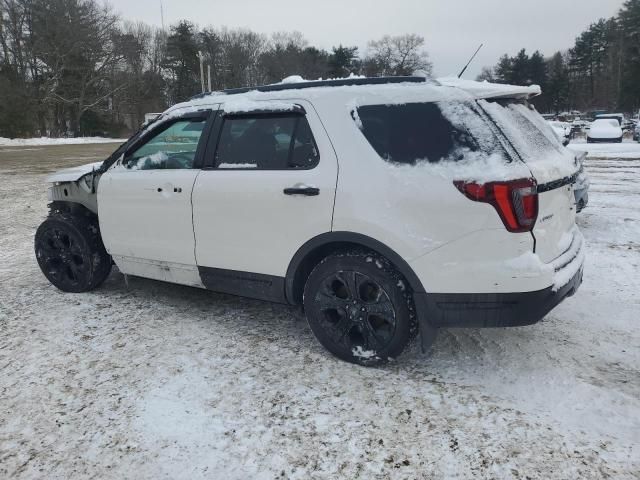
[192,101,338,301]
[98,112,212,286]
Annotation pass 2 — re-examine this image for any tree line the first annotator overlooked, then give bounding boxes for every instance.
[0,0,432,138]
[478,0,640,116]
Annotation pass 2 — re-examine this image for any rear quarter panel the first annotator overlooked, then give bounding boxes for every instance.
[316,94,533,292]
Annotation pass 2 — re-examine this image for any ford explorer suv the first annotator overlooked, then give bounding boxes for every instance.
[35,76,585,365]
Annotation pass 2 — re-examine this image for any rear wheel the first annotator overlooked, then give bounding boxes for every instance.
[303,251,417,365]
[35,213,112,292]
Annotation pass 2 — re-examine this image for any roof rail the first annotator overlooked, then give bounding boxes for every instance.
[189,76,429,100]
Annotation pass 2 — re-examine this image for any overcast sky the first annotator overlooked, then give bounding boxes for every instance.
[108,0,627,79]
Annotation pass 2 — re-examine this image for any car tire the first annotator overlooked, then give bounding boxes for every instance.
[35,213,112,293]
[303,251,418,366]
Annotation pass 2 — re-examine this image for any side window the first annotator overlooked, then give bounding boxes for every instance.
[125,118,207,170]
[215,114,319,169]
[355,103,479,165]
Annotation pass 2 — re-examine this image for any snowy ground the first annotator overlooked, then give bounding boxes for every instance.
[568,138,640,159]
[0,137,126,147]
[0,143,639,479]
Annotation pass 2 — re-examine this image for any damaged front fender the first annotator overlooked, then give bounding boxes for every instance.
[47,162,103,215]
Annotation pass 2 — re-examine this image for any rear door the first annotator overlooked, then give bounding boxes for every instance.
[98,110,214,285]
[192,100,338,301]
[479,99,580,262]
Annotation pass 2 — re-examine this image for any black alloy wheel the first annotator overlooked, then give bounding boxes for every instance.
[304,252,417,365]
[35,213,112,293]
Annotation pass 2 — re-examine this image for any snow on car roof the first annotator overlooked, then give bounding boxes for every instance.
[159,75,542,123]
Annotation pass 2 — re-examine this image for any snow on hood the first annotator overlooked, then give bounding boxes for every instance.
[47,162,103,183]
[438,77,541,100]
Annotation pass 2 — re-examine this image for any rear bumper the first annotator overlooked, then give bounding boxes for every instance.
[415,265,583,329]
[414,227,585,332]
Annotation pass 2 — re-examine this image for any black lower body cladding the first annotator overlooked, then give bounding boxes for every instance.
[414,267,583,329]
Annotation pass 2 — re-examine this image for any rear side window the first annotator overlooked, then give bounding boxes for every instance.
[354,103,481,165]
[215,114,319,169]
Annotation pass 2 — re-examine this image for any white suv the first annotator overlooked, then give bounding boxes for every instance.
[36,76,585,365]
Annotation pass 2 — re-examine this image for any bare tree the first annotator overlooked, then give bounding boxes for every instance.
[365,34,433,77]
[217,28,266,88]
[30,0,124,134]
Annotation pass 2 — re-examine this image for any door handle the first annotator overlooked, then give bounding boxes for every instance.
[283,186,320,196]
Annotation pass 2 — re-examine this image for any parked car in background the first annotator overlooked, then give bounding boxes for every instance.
[574,152,589,212]
[621,119,635,134]
[587,119,623,143]
[571,118,588,136]
[634,121,640,141]
[548,120,571,144]
[595,113,624,126]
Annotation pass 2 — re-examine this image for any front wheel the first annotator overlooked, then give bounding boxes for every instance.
[35,213,112,292]
[303,251,418,365]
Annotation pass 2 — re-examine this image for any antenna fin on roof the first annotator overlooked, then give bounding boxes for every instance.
[457,44,484,79]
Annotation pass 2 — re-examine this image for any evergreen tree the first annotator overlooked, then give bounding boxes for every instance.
[619,0,640,111]
[328,45,358,78]
[162,21,200,103]
[493,54,513,83]
[545,52,570,114]
[510,49,531,85]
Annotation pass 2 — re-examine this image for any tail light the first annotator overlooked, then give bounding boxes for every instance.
[454,178,538,233]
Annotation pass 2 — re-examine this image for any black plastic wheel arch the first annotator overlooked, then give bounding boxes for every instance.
[285,232,426,304]
[285,232,437,351]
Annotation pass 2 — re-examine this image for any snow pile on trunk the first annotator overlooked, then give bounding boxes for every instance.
[504,225,585,292]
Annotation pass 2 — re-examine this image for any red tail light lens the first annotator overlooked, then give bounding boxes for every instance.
[454,178,538,233]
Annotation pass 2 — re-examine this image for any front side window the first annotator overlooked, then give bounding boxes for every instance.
[125,118,207,170]
[215,114,319,169]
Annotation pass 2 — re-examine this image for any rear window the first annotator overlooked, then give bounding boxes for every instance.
[479,99,565,161]
[353,102,506,165]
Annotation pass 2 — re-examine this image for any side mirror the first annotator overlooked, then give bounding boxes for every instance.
[562,138,570,147]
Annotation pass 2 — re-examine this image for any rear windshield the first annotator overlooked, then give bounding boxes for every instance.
[354,102,508,165]
[478,99,565,162]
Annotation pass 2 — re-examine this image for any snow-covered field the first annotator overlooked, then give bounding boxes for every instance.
[0,143,638,479]
[568,138,640,159]
[0,137,126,147]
